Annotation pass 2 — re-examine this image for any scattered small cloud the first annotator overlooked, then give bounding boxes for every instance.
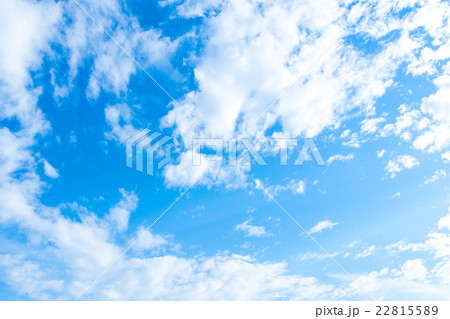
[355,245,376,259]
[385,155,420,178]
[234,219,271,237]
[284,179,306,195]
[106,189,139,233]
[104,103,139,144]
[341,130,361,148]
[41,159,59,179]
[298,251,339,261]
[309,220,338,234]
[441,151,450,164]
[255,178,306,196]
[377,149,386,158]
[361,117,386,134]
[326,153,354,165]
[69,131,77,144]
[424,169,446,185]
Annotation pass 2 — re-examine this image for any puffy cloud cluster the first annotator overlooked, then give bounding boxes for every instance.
[0,0,337,301]
[385,155,420,178]
[159,0,450,186]
[2,0,450,301]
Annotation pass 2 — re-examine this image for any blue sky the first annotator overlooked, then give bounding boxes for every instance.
[1,0,450,300]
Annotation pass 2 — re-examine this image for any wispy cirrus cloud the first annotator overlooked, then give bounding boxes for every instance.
[424,169,446,185]
[326,153,354,165]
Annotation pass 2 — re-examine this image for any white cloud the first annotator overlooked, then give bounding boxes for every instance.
[355,245,376,259]
[85,253,337,300]
[348,267,449,300]
[160,0,437,187]
[0,0,61,90]
[341,130,361,148]
[274,179,306,195]
[421,70,450,125]
[159,0,223,18]
[254,178,307,197]
[309,220,338,234]
[41,159,59,179]
[385,155,420,178]
[401,259,427,281]
[385,241,427,255]
[361,117,386,134]
[104,104,139,144]
[106,189,138,233]
[131,227,169,252]
[413,63,450,153]
[326,153,354,165]
[392,192,401,198]
[442,151,450,163]
[85,28,178,98]
[298,251,339,261]
[386,210,450,261]
[348,209,450,299]
[59,0,179,99]
[0,0,60,137]
[438,209,450,231]
[234,219,271,238]
[0,254,63,299]
[370,207,450,293]
[291,180,306,195]
[2,0,450,302]
[377,149,386,158]
[163,150,249,189]
[424,169,446,184]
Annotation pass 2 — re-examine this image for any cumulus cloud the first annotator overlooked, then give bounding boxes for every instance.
[159,0,441,187]
[401,259,427,281]
[385,155,420,178]
[2,0,450,302]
